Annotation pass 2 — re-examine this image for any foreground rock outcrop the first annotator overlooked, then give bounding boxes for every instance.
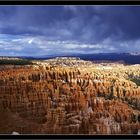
[0,57,140,134]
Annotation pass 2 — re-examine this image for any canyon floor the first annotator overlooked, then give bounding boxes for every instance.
[0,57,140,134]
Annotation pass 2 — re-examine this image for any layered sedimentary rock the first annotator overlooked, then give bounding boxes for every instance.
[0,57,140,134]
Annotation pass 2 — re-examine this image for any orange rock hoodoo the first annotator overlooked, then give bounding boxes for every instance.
[0,58,140,134]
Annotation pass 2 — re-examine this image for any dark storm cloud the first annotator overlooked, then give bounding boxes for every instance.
[0,6,140,42]
[94,6,140,41]
[0,6,140,56]
[0,6,75,37]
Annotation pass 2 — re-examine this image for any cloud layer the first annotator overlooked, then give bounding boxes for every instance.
[0,6,140,56]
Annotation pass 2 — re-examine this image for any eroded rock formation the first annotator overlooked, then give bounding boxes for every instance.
[0,57,140,134]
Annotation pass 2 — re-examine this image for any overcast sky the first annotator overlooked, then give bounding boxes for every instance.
[0,6,140,56]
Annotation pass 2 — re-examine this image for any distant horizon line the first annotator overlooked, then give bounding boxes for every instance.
[0,52,140,58]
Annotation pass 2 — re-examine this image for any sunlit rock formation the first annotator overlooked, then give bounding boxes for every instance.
[0,57,140,134]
